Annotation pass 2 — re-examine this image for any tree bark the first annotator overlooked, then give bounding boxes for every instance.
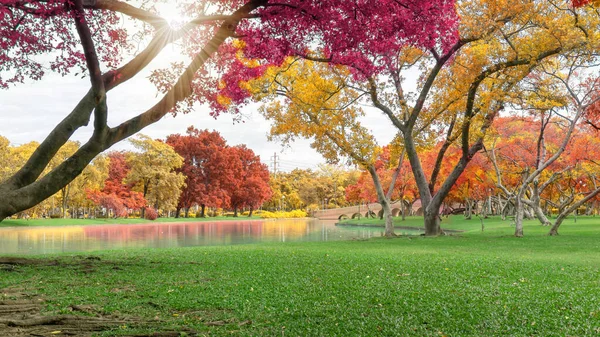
[514,195,524,237]
[200,204,206,217]
[366,165,395,237]
[548,187,600,236]
[465,199,472,220]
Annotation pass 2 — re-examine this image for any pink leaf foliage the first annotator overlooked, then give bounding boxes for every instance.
[0,0,131,88]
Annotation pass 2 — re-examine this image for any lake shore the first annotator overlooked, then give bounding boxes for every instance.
[0,216,264,228]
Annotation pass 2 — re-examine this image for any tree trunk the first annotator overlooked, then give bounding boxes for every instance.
[200,204,206,217]
[465,199,472,220]
[514,197,524,237]
[233,207,238,217]
[366,165,395,237]
[401,200,406,221]
[184,207,189,218]
[61,185,70,219]
[548,216,564,236]
[532,203,551,226]
[424,210,441,236]
[175,207,181,218]
[248,207,254,217]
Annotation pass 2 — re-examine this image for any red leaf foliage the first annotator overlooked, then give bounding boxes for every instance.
[86,152,146,216]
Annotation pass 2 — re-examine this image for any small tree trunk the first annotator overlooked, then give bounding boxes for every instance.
[233,207,238,217]
[366,165,394,237]
[401,200,406,221]
[548,214,568,236]
[184,207,190,218]
[200,204,206,217]
[514,197,524,237]
[465,199,472,220]
[248,207,254,217]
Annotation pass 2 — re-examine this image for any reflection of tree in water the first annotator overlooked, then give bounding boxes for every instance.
[0,220,388,254]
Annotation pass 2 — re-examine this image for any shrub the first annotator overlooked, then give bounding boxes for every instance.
[259,210,308,219]
[144,207,158,220]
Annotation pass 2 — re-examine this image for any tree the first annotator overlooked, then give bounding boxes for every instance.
[87,152,146,217]
[50,141,80,218]
[248,59,400,236]
[0,0,458,220]
[0,136,10,182]
[166,127,232,218]
[227,145,272,217]
[126,135,185,216]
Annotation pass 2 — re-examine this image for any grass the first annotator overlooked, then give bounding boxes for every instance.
[1,216,600,336]
[0,216,261,228]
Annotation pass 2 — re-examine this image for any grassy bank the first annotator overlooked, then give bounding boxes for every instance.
[337,215,588,235]
[0,216,262,228]
[1,216,600,336]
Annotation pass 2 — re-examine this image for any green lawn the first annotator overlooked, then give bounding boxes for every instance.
[1,216,600,336]
[0,216,261,228]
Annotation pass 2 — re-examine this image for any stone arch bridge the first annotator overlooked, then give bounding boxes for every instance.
[313,200,422,220]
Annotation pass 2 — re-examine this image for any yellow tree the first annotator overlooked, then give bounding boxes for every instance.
[69,155,109,217]
[0,136,10,183]
[48,141,80,218]
[246,60,399,236]
[126,135,185,216]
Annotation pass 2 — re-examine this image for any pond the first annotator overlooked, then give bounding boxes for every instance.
[0,219,423,255]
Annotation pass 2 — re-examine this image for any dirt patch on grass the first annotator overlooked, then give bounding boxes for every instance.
[0,257,203,336]
[0,286,145,336]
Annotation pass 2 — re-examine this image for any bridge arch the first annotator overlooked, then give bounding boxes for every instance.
[338,214,349,220]
[351,213,361,219]
[392,208,401,217]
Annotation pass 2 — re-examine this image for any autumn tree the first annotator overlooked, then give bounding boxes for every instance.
[246,59,400,236]
[345,147,417,220]
[126,135,185,217]
[486,45,600,236]
[87,152,146,217]
[166,127,232,218]
[0,0,460,221]
[227,145,271,217]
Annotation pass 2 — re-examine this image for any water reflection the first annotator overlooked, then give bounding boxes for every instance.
[0,219,411,255]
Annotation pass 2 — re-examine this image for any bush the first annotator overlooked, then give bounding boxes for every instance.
[259,210,308,219]
[144,207,158,220]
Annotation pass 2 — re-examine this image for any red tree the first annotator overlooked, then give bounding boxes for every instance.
[227,145,272,217]
[166,127,232,217]
[87,152,146,218]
